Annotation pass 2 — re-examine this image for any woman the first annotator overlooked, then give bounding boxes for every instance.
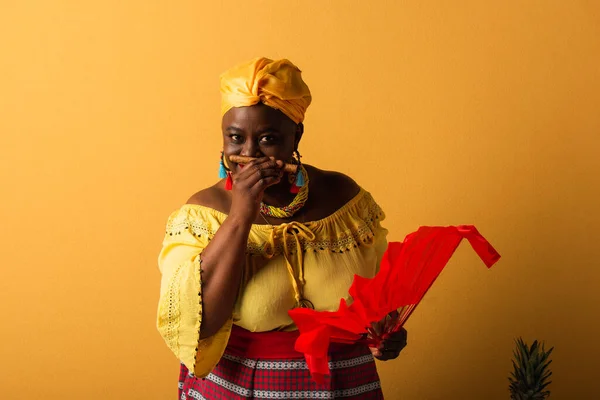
[157,57,407,399]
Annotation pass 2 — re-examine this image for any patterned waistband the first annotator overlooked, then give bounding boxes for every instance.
[227,324,359,360]
[179,343,381,399]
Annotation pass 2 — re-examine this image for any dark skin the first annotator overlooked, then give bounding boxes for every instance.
[187,103,407,360]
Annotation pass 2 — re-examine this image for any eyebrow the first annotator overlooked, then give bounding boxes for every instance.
[225,126,280,135]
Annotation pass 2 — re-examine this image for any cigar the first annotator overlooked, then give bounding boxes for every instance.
[229,155,298,173]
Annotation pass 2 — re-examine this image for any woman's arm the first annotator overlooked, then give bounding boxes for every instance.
[195,214,251,339]
[191,157,284,339]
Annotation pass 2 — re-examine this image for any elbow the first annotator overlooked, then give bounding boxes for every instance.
[199,328,216,340]
[199,318,228,339]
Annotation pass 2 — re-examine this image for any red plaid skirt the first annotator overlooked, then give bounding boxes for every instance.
[178,325,383,399]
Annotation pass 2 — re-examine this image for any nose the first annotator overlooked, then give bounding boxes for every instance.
[240,141,263,158]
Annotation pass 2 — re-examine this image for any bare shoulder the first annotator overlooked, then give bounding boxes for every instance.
[186,182,230,213]
[306,165,361,208]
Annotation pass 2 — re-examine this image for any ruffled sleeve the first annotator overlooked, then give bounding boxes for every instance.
[156,206,232,378]
[370,199,389,274]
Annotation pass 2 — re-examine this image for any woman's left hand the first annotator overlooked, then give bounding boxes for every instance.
[370,327,408,361]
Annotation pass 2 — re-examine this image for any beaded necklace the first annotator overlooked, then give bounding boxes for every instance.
[259,165,309,218]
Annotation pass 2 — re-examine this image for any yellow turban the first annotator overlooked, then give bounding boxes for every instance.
[220,57,312,124]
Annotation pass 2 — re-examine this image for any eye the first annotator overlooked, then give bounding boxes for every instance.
[228,134,243,143]
[259,135,278,145]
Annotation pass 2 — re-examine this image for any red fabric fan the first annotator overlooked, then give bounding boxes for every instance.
[288,225,501,383]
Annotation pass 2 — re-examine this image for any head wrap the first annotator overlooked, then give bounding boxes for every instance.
[220,57,312,124]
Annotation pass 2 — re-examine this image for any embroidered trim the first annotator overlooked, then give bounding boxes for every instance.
[221,353,258,369]
[205,374,253,397]
[157,256,203,374]
[165,192,384,257]
[252,382,381,399]
[157,262,184,355]
[221,352,375,371]
[192,256,203,372]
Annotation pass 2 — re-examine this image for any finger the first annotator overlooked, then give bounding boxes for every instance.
[249,156,284,168]
[249,168,284,188]
[251,166,284,182]
[370,348,382,358]
[252,157,285,171]
[383,336,407,345]
[383,329,407,343]
[235,165,283,187]
[255,175,283,190]
[382,343,405,353]
[244,156,271,166]
[235,157,272,176]
[237,159,282,180]
[378,352,399,361]
[383,336,408,347]
[382,348,401,357]
[233,172,282,192]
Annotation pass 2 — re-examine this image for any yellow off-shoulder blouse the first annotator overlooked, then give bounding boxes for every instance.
[157,188,388,378]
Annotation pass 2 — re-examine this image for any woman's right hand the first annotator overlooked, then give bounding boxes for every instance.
[229,157,284,223]
[197,157,283,338]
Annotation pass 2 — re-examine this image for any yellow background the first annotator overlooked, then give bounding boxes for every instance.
[1,1,599,399]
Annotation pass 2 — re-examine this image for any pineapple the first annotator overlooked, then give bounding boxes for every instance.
[509,337,554,400]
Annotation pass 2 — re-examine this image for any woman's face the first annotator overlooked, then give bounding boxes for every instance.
[221,103,302,174]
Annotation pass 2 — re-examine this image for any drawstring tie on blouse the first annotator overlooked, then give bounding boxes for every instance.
[264,221,316,309]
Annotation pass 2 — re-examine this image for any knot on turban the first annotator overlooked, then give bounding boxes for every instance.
[220,57,312,124]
